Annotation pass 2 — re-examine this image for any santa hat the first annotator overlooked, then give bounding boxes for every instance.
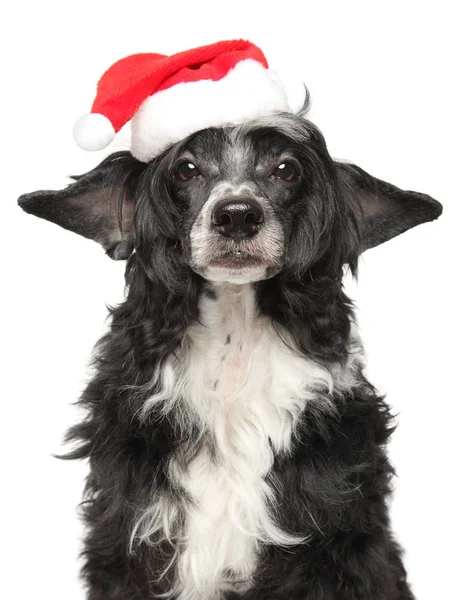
[73,39,305,163]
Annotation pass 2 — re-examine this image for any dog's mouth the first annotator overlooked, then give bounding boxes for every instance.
[209,250,265,270]
[199,247,273,283]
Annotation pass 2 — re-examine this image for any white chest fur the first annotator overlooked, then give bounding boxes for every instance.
[135,284,351,600]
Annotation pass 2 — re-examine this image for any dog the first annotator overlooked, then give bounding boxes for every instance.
[18,104,442,599]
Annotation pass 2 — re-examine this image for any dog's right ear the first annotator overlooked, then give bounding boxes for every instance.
[18,151,146,260]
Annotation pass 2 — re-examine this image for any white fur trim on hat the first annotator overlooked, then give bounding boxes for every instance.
[131,59,304,162]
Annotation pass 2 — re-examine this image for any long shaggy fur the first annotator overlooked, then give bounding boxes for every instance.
[18,107,441,600]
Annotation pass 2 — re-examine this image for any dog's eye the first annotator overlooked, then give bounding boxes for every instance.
[273,162,298,182]
[176,162,201,181]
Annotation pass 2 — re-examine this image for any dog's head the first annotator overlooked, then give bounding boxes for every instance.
[18,111,441,287]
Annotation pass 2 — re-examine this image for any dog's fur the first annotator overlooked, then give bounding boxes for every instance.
[18,106,442,600]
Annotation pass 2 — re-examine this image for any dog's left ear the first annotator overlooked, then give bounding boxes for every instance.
[335,162,442,252]
[18,151,146,260]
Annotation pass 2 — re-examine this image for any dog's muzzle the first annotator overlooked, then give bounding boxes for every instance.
[190,187,284,284]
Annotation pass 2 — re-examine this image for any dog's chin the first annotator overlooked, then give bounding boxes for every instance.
[192,255,280,284]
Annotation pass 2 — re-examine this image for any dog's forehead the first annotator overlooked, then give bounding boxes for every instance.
[184,126,293,178]
[222,130,255,176]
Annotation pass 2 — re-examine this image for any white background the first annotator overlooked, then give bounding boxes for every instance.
[2,1,455,598]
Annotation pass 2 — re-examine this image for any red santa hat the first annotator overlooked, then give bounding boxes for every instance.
[73,39,305,163]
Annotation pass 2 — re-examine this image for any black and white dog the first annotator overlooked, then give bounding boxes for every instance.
[19,107,441,599]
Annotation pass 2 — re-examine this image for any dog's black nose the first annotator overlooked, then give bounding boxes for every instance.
[212,198,264,239]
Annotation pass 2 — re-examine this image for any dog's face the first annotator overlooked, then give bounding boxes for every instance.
[18,112,441,288]
[160,116,341,284]
[173,127,290,284]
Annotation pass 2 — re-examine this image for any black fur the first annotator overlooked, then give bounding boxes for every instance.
[18,111,441,599]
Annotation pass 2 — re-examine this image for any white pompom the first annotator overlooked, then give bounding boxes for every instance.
[73,113,115,151]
